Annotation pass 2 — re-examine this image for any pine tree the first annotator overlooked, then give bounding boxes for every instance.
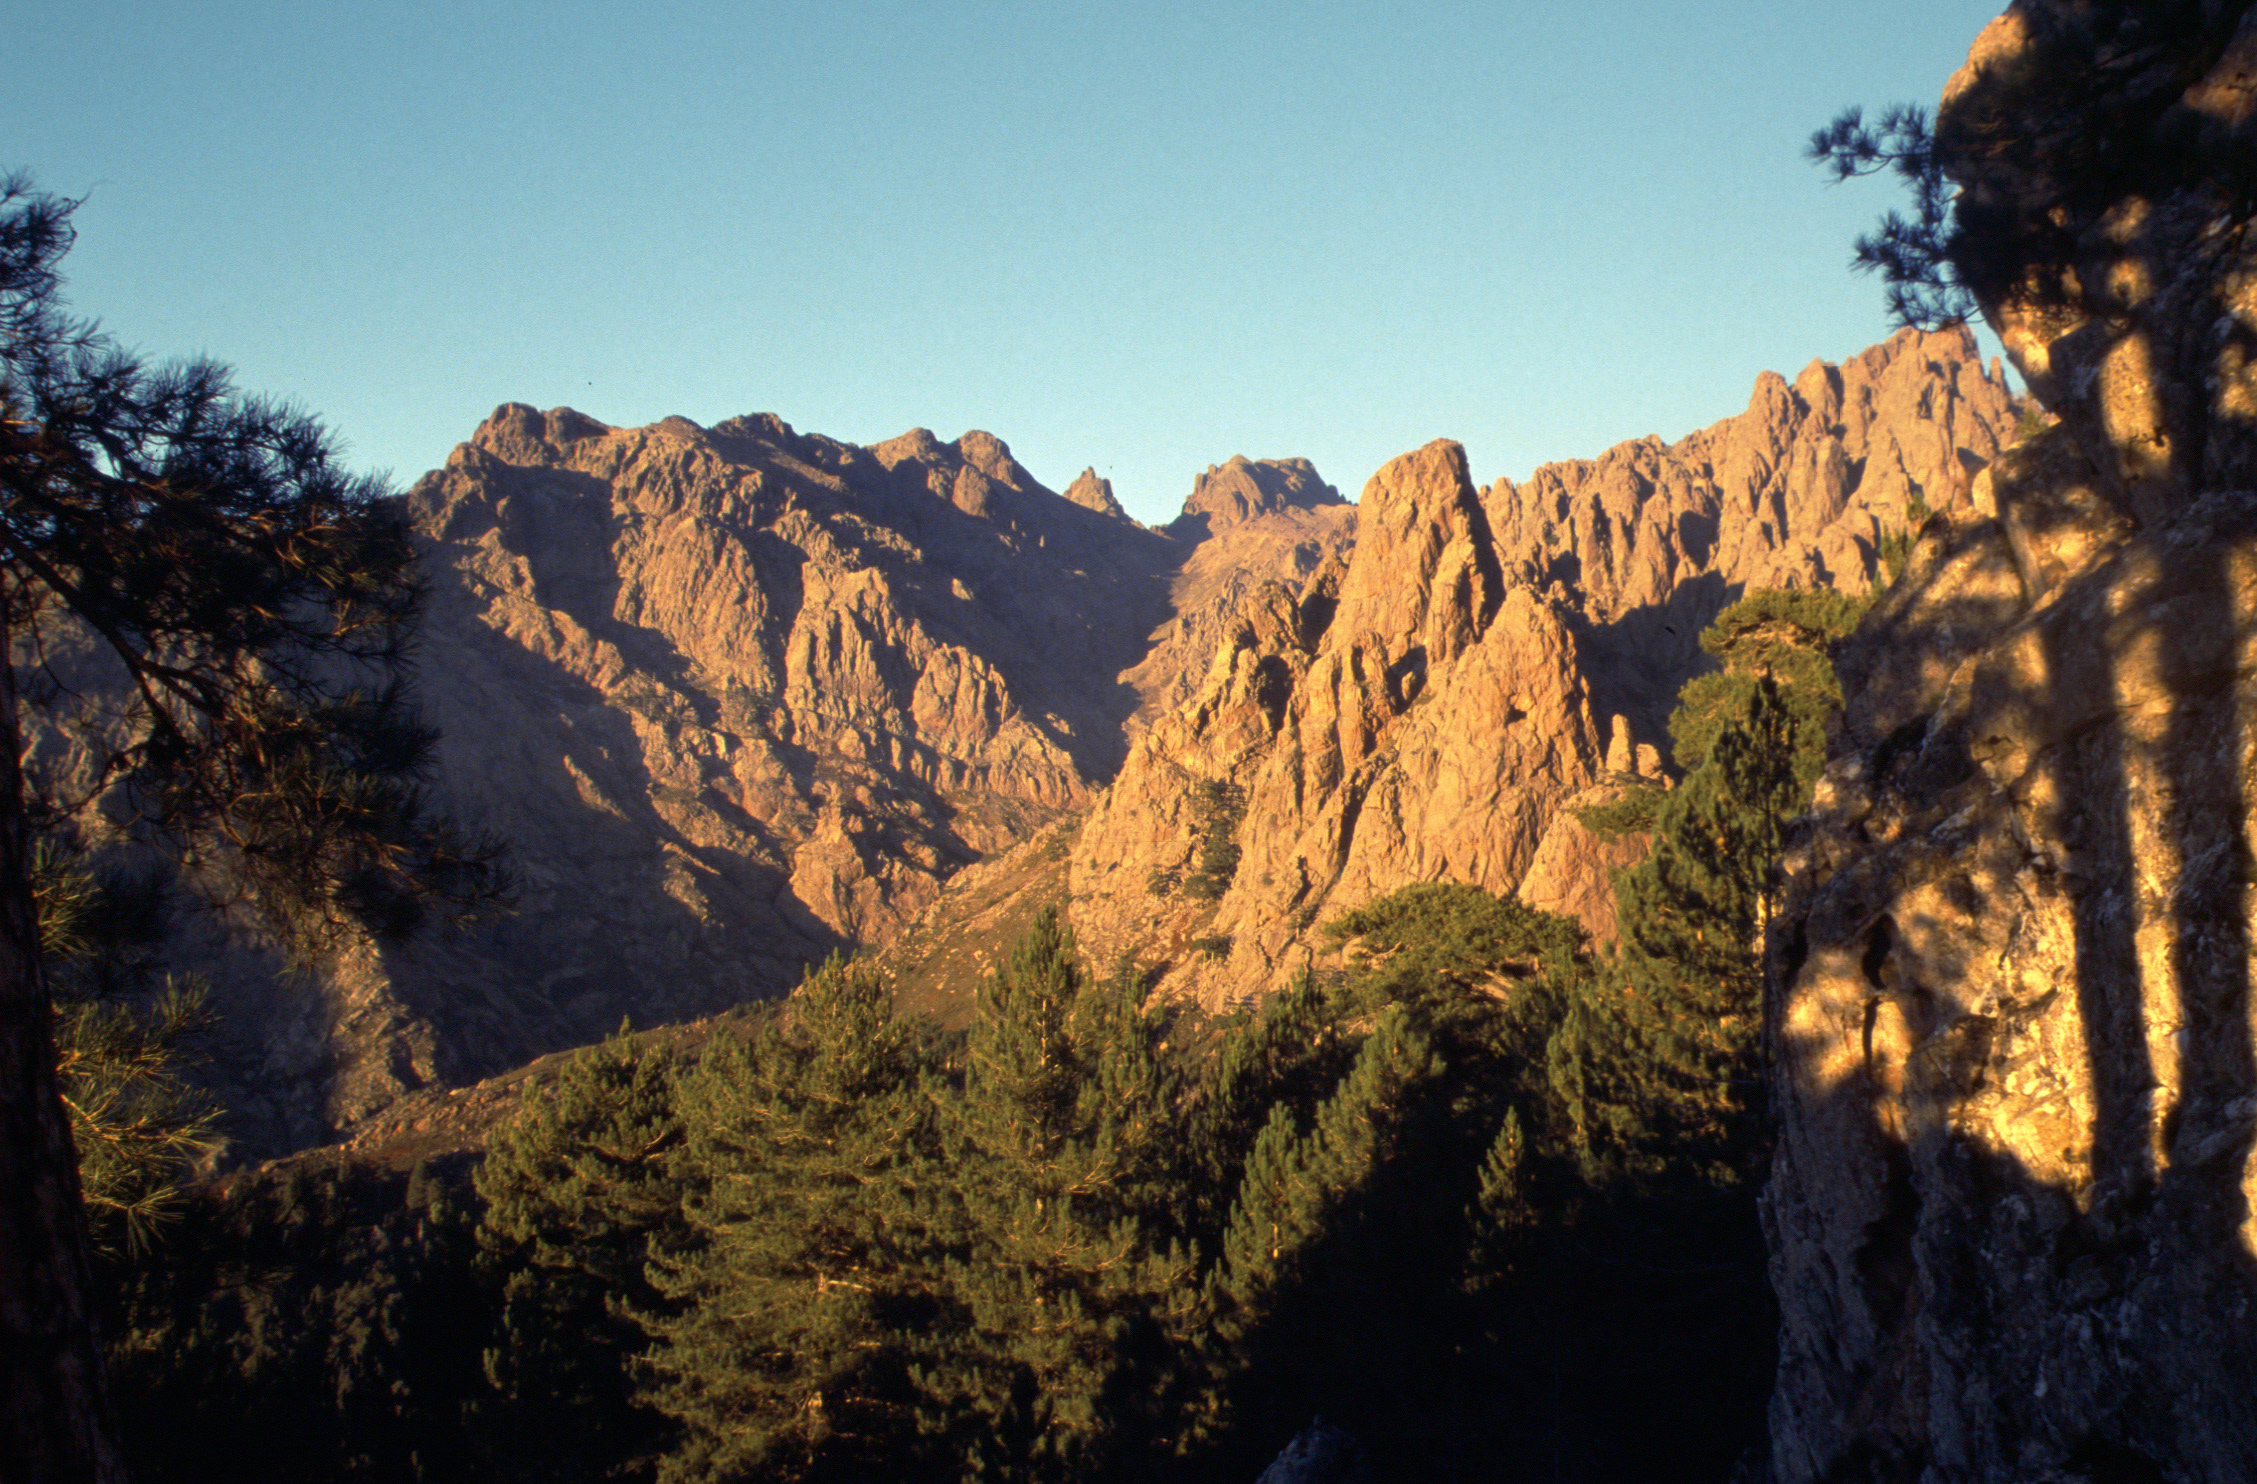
[0,172,506,1482]
[1667,586,1861,787]
[638,957,943,1484]
[934,911,1203,1482]
[474,1021,686,1482]
[1532,608,1824,1479]
[1555,674,1800,1189]
[33,838,218,1259]
[1212,1005,1444,1463]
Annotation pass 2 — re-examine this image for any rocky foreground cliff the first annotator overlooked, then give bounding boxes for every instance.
[187,326,2017,1155]
[1766,4,2257,1479]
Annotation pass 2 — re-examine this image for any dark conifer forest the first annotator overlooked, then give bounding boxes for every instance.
[87,591,1856,1483]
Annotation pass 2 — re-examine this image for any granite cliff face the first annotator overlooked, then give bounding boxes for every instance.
[192,408,1188,1150]
[1484,326,2021,746]
[1766,6,2257,1479]
[190,419,1362,1151]
[1069,440,1610,1005]
[1124,456,1356,730]
[1056,329,2024,1007]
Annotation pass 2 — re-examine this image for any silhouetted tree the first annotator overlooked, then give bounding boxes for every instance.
[0,171,503,1483]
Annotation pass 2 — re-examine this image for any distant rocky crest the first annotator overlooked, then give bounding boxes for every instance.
[1060,326,2022,1010]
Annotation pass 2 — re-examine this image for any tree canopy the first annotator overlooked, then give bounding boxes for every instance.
[0,170,504,1483]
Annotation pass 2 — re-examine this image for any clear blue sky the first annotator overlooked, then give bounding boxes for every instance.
[9,0,2009,525]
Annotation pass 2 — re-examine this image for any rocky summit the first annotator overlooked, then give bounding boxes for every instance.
[1062,326,2022,1010]
[183,326,2019,1157]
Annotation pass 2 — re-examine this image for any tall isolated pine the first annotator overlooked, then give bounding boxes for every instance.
[1534,600,1838,1478]
[1559,673,1802,1188]
[1556,589,1851,1190]
[0,173,503,1483]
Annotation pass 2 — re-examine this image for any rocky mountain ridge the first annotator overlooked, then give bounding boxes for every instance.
[189,327,2022,1157]
[890,326,2023,1012]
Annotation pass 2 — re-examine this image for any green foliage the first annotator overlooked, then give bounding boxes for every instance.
[1526,593,1842,1472]
[475,1021,688,1482]
[35,840,218,1254]
[1669,586,1860,786]
[1559,677,1800,1192]
[97,585,1853,1483]
[1807,103,1974,329]
[3,172,510,1477]
[637,957,937,1482]
[1180,779,1246,901]
[934,919,1206,1480]
[1697,586,1867,664]
[1572,779,1663,838]
[1320,881,1584,1011]
[1560,591,1842,1196]
[54,978,219,1255]
[1877,487,1934,586]
[103,1156,498,1484]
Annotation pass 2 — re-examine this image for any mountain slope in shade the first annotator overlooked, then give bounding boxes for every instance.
[187,412,1355,1154]
[190,409,1184,1151]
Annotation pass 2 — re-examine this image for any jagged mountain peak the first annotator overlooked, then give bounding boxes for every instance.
[1170,453,1344,538]
[192,328,2027,1159]
[1061,467,1128,519]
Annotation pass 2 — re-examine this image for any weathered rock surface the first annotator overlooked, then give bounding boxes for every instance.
[1054,332,2025,1007]
[1937,0,2257,524]
[1125,458,1357,730]
[1070,440,1614,1006]
[1486,325,2021,747]
[188,328,2023,1154]
[1766,7,2257,1479]
[194,408,1189,1152]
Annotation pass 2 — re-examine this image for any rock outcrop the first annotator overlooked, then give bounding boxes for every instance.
[1124,458,1357,729]
[1485,326,2021,747]
[1071,440,1613,1006]
[1054,332,2026,1006]
[182,326,2025,1154]
[1766,6,2257,1479]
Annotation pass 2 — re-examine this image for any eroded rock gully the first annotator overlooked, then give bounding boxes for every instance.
[1765,4,2257,1478]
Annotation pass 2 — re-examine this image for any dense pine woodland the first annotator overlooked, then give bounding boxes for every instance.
[81,591,1857,1482]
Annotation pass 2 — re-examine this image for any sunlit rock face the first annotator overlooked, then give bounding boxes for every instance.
[1484,325,2020,748]
[187,324,2022,1157]
[1061,330,2024,1007]
[1124,457,1357,732]
[1071,439,1612,1007]
[1766,6,2257,1479]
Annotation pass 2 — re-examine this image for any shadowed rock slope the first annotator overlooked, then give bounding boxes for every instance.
[188,414,1354,1155]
